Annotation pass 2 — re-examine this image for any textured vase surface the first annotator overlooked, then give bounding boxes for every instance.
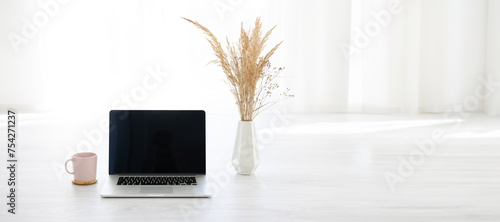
[232,121,260,175]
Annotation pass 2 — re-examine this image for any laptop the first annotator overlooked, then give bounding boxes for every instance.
[100,110,212,197]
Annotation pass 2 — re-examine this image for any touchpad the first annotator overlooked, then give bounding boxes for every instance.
[140,187,173,193]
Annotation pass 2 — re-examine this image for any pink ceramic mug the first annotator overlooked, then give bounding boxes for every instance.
[65,152,97,183]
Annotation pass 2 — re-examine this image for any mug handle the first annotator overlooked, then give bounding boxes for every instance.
[65,159,74,174]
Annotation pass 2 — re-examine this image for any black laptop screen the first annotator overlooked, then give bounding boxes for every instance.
[108,110,206,174]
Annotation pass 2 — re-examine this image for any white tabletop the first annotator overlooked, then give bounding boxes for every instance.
[0,113,499,221]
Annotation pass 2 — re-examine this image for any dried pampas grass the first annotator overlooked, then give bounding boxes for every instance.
[183,17,293,121]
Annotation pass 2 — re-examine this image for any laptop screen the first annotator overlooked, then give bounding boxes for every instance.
[108,110,206,174]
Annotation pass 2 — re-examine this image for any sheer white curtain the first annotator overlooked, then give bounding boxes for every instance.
[0,0,352,115]
[486,0,500,115]
[1,0,499,115]
[344,0,500,115]
[280,0,352,113]
[0,0,264,114]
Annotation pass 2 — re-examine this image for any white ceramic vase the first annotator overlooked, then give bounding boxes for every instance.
[232,121,260,175]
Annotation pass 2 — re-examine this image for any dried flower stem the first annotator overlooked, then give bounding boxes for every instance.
[183,17,293,121]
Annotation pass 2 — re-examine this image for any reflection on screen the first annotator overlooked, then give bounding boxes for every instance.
[109,110,205,174]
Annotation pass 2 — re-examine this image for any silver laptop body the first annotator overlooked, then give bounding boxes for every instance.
[100,110,212,197]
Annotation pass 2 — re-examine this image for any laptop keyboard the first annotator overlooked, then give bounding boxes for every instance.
[117,176,197,185]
